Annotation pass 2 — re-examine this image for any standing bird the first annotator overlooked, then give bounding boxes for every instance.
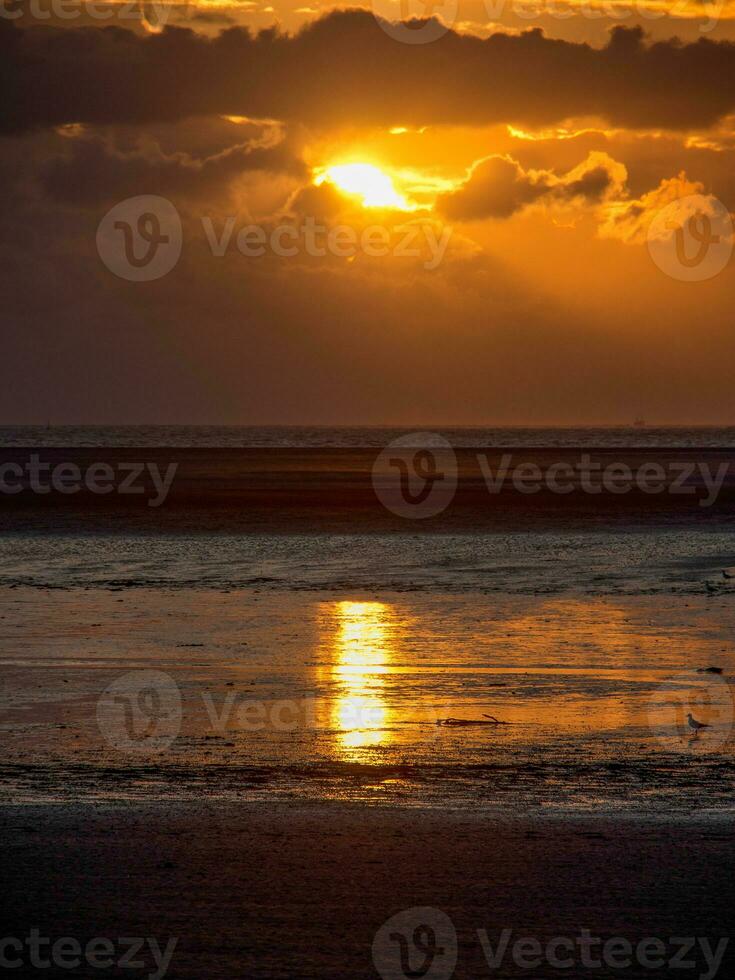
[687,712,710,736]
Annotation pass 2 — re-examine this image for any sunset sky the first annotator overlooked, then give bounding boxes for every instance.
[3,0,735,424]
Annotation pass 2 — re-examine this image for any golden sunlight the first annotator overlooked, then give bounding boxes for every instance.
[320,600,396,754]
[315,163,411,210]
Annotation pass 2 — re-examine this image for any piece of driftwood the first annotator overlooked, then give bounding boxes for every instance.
[436,714,511,727]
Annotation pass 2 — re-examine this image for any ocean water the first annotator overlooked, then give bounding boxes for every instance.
[2,424,735,448]
[0,528,734,595]
[2,426,734,811]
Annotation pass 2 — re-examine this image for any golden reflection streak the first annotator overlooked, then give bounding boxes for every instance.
[321,601,396,755]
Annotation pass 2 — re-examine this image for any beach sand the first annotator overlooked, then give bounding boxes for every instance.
[2,802,733,978]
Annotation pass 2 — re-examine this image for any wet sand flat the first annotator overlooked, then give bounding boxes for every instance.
[2,584,734,811]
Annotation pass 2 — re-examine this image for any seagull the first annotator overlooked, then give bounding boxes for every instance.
[687,712,710,736]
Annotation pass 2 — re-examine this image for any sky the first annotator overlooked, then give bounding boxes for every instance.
[2,0,735,424]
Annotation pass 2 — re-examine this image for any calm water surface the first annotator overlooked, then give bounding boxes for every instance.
[2,424,735,448]
[2,426,733,811]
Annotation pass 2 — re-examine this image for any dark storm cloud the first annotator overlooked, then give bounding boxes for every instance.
[438,157,548,220]
[437,154,615,220]
[4,12,735,135]
[563,166,612,200]
[286,181,345,221]
[40,130,306,205]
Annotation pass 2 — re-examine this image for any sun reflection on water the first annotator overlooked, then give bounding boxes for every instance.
[320,600,397,755]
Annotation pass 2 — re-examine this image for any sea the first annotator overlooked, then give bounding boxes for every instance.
[1,424,735,447]
[1,426,734,811]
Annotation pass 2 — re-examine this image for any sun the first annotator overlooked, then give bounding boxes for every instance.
[315,162,411,210]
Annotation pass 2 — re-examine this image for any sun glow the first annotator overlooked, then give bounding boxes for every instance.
[315,162,411,210]
[318,600,397,756]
